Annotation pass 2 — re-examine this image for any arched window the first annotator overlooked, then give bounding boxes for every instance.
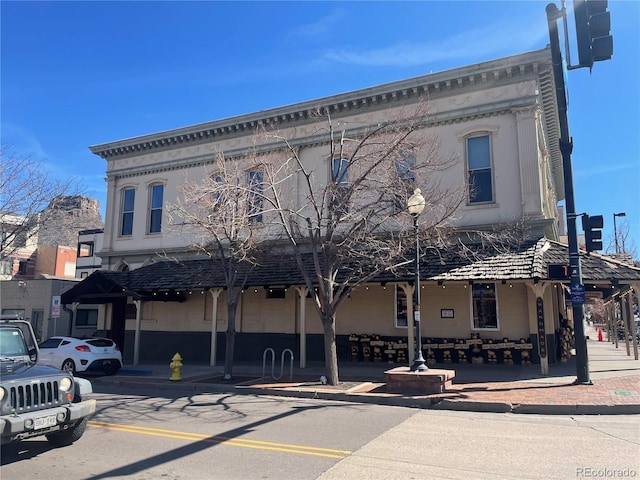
[466,134,494,204]
[148,183,164,234]
[247,170,263,223]
[120,188,136,236]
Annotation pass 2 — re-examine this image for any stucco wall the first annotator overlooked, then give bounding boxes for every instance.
[121,281,533,342]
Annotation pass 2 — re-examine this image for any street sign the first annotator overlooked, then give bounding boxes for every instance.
[570,284,586,304]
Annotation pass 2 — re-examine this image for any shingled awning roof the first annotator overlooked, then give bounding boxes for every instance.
[61,238,640,305]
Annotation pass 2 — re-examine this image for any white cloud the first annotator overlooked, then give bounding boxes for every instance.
[575,162,638,176]
[318,18,549,68]
[1,123,48,161]
[289,9,347,39]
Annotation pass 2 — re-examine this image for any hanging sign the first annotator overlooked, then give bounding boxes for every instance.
[536,297,547,358]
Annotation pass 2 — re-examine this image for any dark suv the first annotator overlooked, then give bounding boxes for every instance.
[0,319,96,446]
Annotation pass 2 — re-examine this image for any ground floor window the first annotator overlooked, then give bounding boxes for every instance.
[395,285,408,328]
[76,309,98,328]
[471,283,498,329]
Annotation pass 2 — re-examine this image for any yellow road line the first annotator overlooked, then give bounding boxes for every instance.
[88,421,351,459]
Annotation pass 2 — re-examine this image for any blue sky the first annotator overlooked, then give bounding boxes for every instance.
[2,1,638,256]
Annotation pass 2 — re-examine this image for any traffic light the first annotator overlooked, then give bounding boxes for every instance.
[582,214,604,253]
[573,0,613,69]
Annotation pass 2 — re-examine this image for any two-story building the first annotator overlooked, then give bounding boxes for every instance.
[61,47,640,368]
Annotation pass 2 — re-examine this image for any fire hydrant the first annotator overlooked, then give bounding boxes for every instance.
[169,353,183,381]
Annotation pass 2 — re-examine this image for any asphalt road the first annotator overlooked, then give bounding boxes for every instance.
[0,385,414,480]
[1,385,638,480]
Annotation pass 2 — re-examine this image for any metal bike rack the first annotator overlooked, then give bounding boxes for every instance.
[262,347,294,381]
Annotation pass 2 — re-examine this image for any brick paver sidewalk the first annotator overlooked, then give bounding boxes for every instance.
[431,375,639,406]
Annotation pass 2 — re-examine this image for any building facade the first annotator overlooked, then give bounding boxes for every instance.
[62,48,640,370]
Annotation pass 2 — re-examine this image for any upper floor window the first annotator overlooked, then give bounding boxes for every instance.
[0,259,12,276]
[395,152,416,212]
[247,171,263,223]
[467,135,493,204]
[77,241,94,257]
[331,158,350,214]
[18,260,28,275]
[148,184,164,234]
[121,188,135,236]
[396,152,416,185]
[471,282,498,330]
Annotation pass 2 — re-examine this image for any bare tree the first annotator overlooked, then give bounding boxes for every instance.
[168,152,268,379]
[254,103,467,385]
[0,145,83,264]
[606,219,637,260]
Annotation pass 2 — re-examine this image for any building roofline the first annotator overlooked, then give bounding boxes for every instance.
[89,48,553,159]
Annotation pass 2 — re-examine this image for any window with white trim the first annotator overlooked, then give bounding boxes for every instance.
[471,283,498,329]
[331,157,350,214]
[148,183,164,234]
[395,285,408,328]
[395,152,416,212]
[121,188,135,236]
[247,170,263,223]
[467,135,493,204]
[212,175,224,211]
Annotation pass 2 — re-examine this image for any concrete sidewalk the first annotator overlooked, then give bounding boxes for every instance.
[91,326,640,415]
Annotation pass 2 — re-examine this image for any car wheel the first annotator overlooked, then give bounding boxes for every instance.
[61,359,76,375]
[46,417,88,447]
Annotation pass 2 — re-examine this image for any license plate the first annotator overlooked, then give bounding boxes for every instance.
[34,415,57,430]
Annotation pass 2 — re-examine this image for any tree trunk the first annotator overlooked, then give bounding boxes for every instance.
[322,315,340,385]
[223,302,237,379]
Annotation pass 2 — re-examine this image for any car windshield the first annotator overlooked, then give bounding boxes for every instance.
[0,329,28,356]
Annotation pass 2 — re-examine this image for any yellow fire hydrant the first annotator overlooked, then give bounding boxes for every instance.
[169,352,183,381]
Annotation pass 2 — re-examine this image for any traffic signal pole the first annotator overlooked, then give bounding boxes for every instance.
[546,3,591,384]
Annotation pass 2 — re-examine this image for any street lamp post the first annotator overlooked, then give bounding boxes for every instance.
[407,188,428,372]
[613,212,626,254]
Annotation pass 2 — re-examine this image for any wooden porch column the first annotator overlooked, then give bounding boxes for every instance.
[399,282,415,364]
[133,299,142,366]
[70,302,79,338]
[526,282,551,375]
[295,286,309,368]
[632,283,640,360]
[209,289,222,366]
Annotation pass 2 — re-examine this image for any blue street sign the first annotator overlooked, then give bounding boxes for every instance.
[571,284,586,304]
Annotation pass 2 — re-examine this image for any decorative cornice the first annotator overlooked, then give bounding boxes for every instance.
[106,96,540,181]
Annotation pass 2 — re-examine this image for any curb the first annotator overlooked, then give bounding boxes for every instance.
[429,399,513,413]
[90,377,640,415]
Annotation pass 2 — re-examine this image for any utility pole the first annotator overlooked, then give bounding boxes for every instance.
[546,3,590,384]
[545,0,613,384]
